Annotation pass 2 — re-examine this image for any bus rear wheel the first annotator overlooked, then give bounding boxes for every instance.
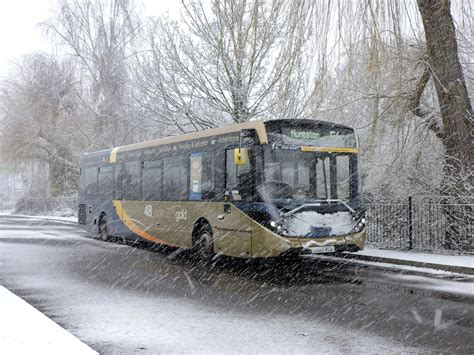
[98,214,110,241]
[193,224,214,259]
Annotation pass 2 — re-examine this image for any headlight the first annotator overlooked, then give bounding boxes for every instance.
[269,220,284,234]
[353,217,366,233]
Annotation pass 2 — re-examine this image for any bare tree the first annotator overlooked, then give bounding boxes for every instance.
[42,0,143,148]
[135,0,314,132]
[0,54,79,197]
[309,1,472,199]
[413,0,473,250]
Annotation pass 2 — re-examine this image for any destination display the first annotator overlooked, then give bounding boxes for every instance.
[280,126,357,148]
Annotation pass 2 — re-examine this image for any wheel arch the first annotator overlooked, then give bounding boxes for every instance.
[192,217,212,246]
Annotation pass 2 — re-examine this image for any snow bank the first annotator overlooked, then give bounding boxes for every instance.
[0,286,97,355]
[359,246,474,269]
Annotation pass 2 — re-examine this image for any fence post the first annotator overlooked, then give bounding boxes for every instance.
[408,196,413,250]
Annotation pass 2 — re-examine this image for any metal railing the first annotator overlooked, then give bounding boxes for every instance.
[366,197,473,253]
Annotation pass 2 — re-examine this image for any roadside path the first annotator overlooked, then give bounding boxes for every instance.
[0,286,96,355]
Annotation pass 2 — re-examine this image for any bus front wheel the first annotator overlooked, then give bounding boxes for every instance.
[193,224,214,259]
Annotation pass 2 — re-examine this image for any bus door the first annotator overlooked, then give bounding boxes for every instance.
[216,148,254,257]
[188,150,252,257]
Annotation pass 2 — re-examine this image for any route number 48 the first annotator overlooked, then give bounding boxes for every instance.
[144,204,153,217]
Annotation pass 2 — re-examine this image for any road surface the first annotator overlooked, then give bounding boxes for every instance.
[0,214,473,353]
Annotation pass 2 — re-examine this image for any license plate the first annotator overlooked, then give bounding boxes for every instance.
[308,245,335,254]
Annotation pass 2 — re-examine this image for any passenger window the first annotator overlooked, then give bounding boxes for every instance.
[142,160,162,200]
[114,164,123,200]
[84,167,98,196]
[189,152,215,200]
[124,161,141,200]
[189,153,203,200]
[98,166,114,196]
[163,156,187,200]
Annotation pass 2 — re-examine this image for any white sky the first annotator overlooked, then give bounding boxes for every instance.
[0,0,179,77]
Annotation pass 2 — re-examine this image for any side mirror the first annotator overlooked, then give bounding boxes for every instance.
[233,147,248,165]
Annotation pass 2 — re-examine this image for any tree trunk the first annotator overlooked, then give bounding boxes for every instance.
[417,0,473,251]
[417,0,473,195]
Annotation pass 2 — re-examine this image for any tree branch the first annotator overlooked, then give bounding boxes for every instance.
[406,63,444,139]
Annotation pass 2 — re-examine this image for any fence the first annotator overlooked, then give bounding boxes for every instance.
[366,197,473,253]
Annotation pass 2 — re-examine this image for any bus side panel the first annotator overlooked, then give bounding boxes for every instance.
[107,199,139,241]
[112,200,253,257]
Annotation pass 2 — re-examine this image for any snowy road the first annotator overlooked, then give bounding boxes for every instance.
[0,215,473,354]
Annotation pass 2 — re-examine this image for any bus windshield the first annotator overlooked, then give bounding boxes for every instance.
[259,149,353,202]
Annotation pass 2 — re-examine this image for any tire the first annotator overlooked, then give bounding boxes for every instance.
[193,224,214,259]
[98,214,110,241]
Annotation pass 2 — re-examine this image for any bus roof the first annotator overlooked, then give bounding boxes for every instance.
[108,120,268,163]
[83,119,357,164]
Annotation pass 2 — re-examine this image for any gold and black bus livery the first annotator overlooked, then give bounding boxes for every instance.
[78,119,366,258]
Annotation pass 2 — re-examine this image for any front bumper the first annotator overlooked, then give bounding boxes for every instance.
[288,230,365,255]
[251,220,366,258]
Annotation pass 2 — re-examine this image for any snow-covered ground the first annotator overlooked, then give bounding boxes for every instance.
[309,253,474,296]
[1,212,77,223]
[0,286,96,355]
[359,246,474,269]
[1,213,472,353]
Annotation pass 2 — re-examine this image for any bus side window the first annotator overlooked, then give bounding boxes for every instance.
[163,156,187,200]
[124,161,141,200]
[202,154,215,200]
[142,160,162,200]
[84,167,98,196]
[189,153,215,201]
[213,151,225,201]
[114,164,123,200]
[98,166,114,197]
